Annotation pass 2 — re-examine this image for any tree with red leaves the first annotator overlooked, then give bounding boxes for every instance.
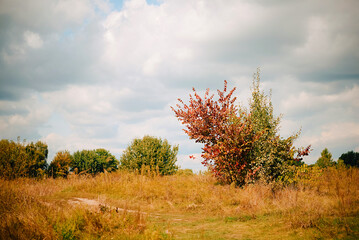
[172,80,261,185]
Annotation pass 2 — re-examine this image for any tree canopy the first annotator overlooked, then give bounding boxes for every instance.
[71,149,119,175]
[48,151,72,178]
[339,151,359,167]
[0,138,48,179]
[120,136,178,175]
[316,148,334,168]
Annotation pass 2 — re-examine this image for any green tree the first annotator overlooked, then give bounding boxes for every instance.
[95,148,119,172]
[0,139,27,179]
[48,151,72,178]
[71,148,119,175]
[246,69,301,183]
[316,148,334,168]
[120,136,178,175]
[339,151,359,167]
[0,138,48,179]
[25,141,48,178]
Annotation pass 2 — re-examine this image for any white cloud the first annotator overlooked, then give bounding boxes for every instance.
[0,0,109,30]
[297,121,359,164]
[300,122,359,148]
[1,44,26,64]
[54,0,94,24]
[292,17,342,69]
[0,94,52,139]
[24,31,43,48]
[143,54,162,76]
[42,132,126,162]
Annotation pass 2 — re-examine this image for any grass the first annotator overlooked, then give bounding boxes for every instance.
[1,167,359,239]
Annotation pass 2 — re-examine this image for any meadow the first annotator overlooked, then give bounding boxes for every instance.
[1,166,359,240]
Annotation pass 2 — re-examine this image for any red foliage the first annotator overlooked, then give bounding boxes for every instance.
[172,81,261,185]
[294,145,312,161]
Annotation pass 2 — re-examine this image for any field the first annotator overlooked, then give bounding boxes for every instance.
[1,167,359,239]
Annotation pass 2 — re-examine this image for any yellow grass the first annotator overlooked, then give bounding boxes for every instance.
[1,167,359,239]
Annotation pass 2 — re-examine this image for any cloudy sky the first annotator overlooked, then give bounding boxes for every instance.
[1,0,358,170]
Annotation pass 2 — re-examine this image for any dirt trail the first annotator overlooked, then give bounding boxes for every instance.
[69,198,99,207]
[68,197,183,221]
[68,197,147,214]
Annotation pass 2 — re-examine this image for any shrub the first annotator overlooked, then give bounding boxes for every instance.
[120,136,178,175]
[71,149,119,175]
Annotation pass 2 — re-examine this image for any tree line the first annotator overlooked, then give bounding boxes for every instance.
[314,148,359,168]
[0,136,179,180]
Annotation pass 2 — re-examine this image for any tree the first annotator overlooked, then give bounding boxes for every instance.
[120,136,178,175]
[172,70,310,186]
[48,151,72,178]
[245,69,303,182]
[71,149,119,175]
[94,148,119,172]
[316,148,334,168]
[0,139,28,179]
[0,138,48,179]
[25,141,48,178]
[172,80,261,185]
[339,151,359,167]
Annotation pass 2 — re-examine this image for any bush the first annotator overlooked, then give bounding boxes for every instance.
[71,149,119,175]
[120,136,178,175]
[0,138,48,179]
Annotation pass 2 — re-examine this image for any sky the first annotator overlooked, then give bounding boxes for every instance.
[0,0,358,170]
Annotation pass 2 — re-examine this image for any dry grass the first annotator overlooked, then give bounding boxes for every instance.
[1,167,359,239]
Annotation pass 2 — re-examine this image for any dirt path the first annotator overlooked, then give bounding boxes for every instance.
[68,197,147,214]
[68,197,184,222]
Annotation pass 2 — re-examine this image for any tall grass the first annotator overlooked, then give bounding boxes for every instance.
[0,177,148,239]
[1,166,358,239]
